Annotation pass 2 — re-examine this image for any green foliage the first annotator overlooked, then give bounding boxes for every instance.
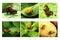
[2,21,20,37]
[28,31,38,37]
[13,22,20,27]
[32,4,39,16]
[21,3,36,10]
[2,22,10,29]
[20,21,38,37]
[9,27,19,35]
[2,3,21,18]
[2,3,13,13]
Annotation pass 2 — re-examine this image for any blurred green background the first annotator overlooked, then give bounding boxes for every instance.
[2,3,21,18]
[21,3,36,10]
[39,3,58,19]
[2,21,20,37]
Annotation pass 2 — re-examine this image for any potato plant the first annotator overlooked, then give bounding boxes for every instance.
[20,21,39,37]
[2,21,20,37]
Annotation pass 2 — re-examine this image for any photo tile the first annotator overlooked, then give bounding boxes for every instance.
[2,21,20,37]
[21,3,39,18]
[39,21,58,37]
[2,3,21,18]
[39,3,58,19]
[20,21,39,37]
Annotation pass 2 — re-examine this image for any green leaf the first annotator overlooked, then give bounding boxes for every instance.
[28,31,38,37]
[32,4,39,15]
[13,22,20,27]
[25,21,31,26]
[9,27,19,35]
[21,22,26,26]
[20,29,27,37]
[2,22,10,28]
[32,22,38,27]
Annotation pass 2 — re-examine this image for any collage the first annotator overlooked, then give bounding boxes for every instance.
[1,0,59,40]
[2,3,58,37]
